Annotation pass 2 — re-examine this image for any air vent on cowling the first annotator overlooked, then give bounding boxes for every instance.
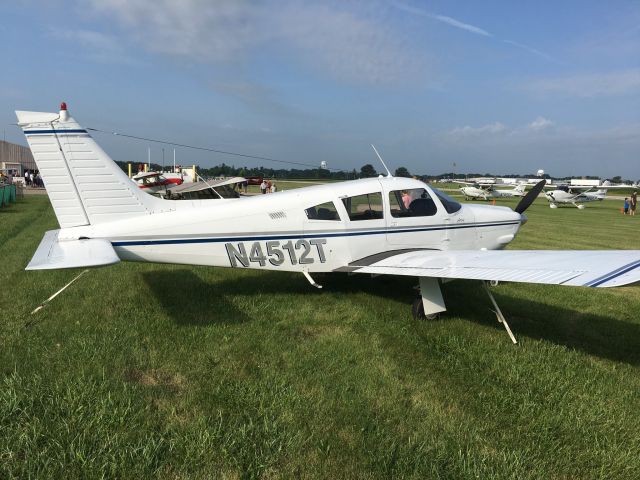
[269,211,287,219]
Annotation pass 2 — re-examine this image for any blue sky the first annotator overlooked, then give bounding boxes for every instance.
[1,0,639,178]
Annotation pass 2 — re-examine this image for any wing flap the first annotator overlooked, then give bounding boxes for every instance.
[26,230,120,270]
[352,250,640,288]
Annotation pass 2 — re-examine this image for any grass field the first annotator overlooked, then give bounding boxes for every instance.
[1,191,640,479]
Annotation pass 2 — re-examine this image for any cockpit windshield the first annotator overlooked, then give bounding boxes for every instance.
[430,187,462,213]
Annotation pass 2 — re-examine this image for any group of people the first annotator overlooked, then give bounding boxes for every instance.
[23,170,44,188]
[260,180,277,194]
[623,191,637,215]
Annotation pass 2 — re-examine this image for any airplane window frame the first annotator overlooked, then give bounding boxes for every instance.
[388,188,438,218]
[430,187,462,214]
[305,201,342,221]
[341,192,384,221]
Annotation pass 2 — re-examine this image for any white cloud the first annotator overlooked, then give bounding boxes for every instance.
[434,121,640,178]
[392,2,492,37]
[392,2,564,64]
[527,116,554,131]
[446,117,558,141]
[431,14,492,37]
[84,0,427,85]
[448,122,507,137]
[524,69,640,97]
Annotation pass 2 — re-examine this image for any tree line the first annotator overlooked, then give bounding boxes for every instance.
[115,161,634,183]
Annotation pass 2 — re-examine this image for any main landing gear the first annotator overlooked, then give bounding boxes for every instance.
[411,277,518,344]
[411,296,439,320]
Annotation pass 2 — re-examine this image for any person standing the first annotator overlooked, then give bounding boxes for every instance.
[624,198,629,215]
[631,191,638,216]
[260,180,267,194]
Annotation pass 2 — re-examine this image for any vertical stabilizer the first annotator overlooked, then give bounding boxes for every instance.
[595,180,611,198]
[16,103,164,228]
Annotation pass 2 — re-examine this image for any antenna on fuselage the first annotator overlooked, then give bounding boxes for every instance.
[370,144,392,177]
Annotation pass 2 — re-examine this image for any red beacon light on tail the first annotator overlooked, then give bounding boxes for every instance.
[59,101,68,121]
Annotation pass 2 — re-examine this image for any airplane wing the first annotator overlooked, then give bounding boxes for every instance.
[342,249,640,288]
[452,180,475,185]
[168,177,247,194]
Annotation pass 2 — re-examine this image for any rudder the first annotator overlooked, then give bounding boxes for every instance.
[16,103,163,228]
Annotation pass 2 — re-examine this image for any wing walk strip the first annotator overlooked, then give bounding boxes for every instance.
[109,221,520,247]
[583,259,640,287]
[334,249,429,272]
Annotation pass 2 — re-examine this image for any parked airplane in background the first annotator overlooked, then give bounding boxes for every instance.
[544,181,620,209]
[456,181,527,200]
[132,171,183,194]
[15,104,640,343]
[161,177,246,200]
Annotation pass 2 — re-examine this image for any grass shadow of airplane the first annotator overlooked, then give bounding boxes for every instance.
[143,268,640,365]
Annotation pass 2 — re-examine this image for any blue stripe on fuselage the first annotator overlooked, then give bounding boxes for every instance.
[110,221,520,247]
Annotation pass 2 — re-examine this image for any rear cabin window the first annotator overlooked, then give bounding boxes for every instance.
[305,201,341,221]
[389,188,438,217]
[342,192,384,221]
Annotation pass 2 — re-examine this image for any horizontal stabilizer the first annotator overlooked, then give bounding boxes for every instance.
[26,230,120,270]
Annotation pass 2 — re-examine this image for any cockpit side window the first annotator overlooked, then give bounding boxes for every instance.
[341,192,384,221]
[431,187,462,213]
[305,201,341,221]
[389,188,437,217]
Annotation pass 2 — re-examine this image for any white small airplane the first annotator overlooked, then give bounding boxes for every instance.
[161,177,246,200]
[456,181,527,200]
[544,182,616,209]
[15,104,640,343]
[132,170,183,194]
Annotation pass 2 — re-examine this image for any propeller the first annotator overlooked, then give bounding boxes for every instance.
[514,179,546,214]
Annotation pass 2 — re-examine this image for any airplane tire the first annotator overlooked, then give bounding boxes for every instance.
[412,296,439,321]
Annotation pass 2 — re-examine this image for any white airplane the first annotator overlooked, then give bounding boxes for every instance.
[456,181,527,200]
[15,104,640,343]
[544,182,616,209]
[132,170,183,194]
[160,177,246,200]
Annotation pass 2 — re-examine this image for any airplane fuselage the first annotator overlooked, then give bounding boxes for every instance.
[460,185,524,200]
[60,177,523,273]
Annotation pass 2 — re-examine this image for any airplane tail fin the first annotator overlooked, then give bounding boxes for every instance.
[595,180,611,197]
[16,103,165,228]
[514,183,526,194]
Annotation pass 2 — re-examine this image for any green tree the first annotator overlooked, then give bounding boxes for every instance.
[395,166,411,177]
[360,164,377,178]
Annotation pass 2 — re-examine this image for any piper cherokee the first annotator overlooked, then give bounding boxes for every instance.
[15,104,640,343]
